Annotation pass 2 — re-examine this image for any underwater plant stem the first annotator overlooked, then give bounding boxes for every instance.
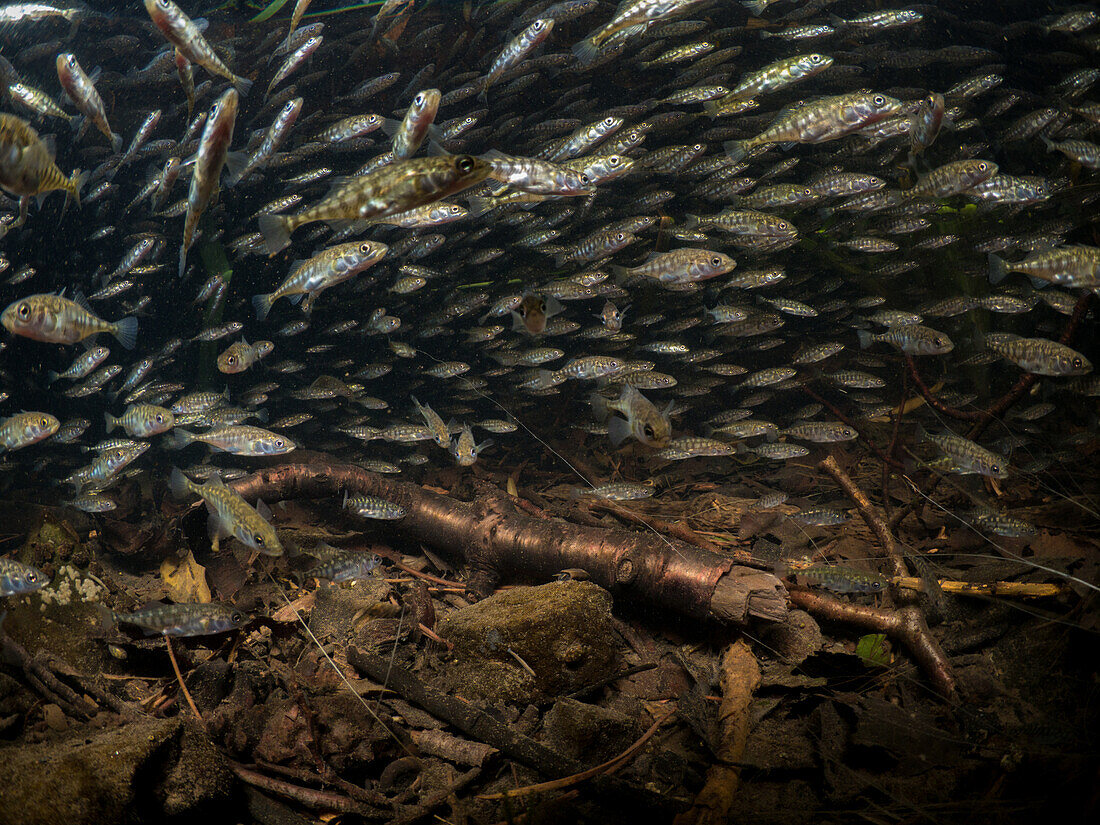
[225,453,788,626]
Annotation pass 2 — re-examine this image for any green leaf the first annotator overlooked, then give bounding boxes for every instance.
[855,633,891,668]
[251,0,292,23]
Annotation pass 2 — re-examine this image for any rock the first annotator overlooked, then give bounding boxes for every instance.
[309,577,394,645]
[0,717,234,825]
[543,697,641,764]
[436,581,619,704]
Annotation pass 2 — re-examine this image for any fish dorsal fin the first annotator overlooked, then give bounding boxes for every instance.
[40,133,57,160]
[72,290,91,312]
[256,498,272,520]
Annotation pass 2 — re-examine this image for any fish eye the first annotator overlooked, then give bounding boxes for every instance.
[579,174,591,184]
[451,206,462,214]
[415,92,425,105]
[231,611,243,623]
[41,417,51,427]
[254,534,265,545]
[991,464,1000,474]
[978,162,988,171]
[810,55,823,63]
[534,20,545,29]
[228,355,237,364]
[616,232,625,241]
[604,117,616,126]
[17,302,30,319]
[1073,358,1083,368]
[157,0,169,6]
[359,242,372,253]
[25,570,41,584]
[456,155,476,173]
[873,94,886,106]
[155,414,164,423]
[644,424,655,437]
[711,256,722,266]
[275,439,284,448]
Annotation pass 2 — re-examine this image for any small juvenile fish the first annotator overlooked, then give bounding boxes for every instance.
[857,325,953,356]
[343,493,407,520]
[169,468,283,555]
[0,411,59,451]
[63,492,118,513]
[308,549,382,583]
[217,339,274,373]
[105,405,175,438]
[451,424,491,466]
[257,155,489,255]
[575,481,656,501]
[511,293,563,335]
[100,602,244,637]
[56,53,121,151]
[48,346,110,383]
[0,557,49,596]
[144,0,253,95]
[793,564,888,594]
[789,507,850,527]
[600,384,671,447]
[172,425,296,456]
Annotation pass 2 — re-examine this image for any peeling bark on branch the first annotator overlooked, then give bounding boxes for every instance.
[226,454,788,627]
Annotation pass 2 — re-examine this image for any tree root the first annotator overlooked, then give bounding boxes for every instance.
[225,454,788,627]
[817,455,956,698]
[673,639,760,825]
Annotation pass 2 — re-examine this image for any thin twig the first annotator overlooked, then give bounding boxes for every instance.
[164,635,205,730]
[479,710,675,801]
[230,762,382,815]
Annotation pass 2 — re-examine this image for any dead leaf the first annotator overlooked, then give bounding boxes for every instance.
[272,591,315,622]
[160,550,211,604]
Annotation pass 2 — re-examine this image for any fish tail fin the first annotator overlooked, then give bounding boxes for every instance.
[104,412,117,433]
[856,330,872,350]
[467,196,495,218]
[93,603,118,631]
[233,75,254,97]
[724,139,750,163]
[168,467,192,499]
[110,132,123,152]
[112,316,138,349]
[572,37,600,63]
[607,416,632,447]
[166,430,196,450]
[69,168,88,207]
[252,293,275,321]
[47,371,60,385]
[257,214,292,256]
[741,0,771,14]
[987,253,1008,284]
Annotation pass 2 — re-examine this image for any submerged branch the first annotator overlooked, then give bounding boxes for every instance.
[226,454,788,627]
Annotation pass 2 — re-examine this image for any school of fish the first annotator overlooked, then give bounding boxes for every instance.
[0,0,1097,623]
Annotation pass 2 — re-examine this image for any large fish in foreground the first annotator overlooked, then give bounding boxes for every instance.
[144,0,253,95]
[169,468,283,556]
[1,293,137,349]
[0,114,85,226]
[257,155,490,254]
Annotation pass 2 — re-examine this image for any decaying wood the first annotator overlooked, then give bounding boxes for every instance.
[229,762,385,816]
[347,646,680,816]
[893,577,1067,598]
[410,728,498,767]
[479,710,674,801]
[225,454,788,627]
[0,630,97,719]
[674,639,760,825]
[790,590,957,698]
[816,456,956,698]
